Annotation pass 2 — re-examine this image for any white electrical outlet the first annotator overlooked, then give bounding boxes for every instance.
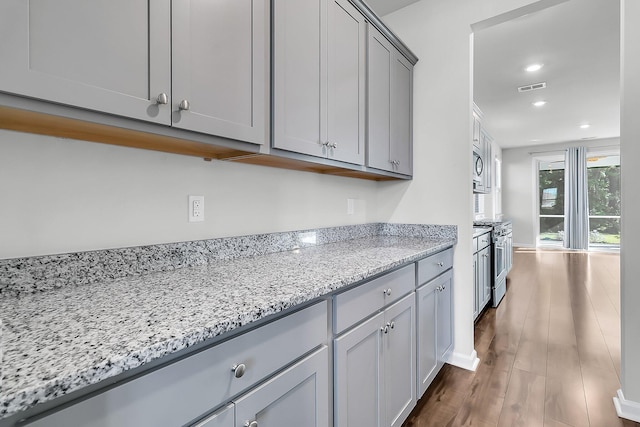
[347,198,355,215]
[188,195,205,222]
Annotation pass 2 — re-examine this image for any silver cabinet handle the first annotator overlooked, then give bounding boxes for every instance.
[178,99,190,111]
[156,93,168,105]
[232,363,246,378]
[438,262,444,267]
[388,321,395,330]
[441,285,446,291]
[245,421,258,427]
[381,325,389,334]
[383,288,392,297]
[330,142,337,149]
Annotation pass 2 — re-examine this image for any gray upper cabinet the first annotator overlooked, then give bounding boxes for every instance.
[0,0,267,145]
[327,0,366,164]
[367,26,413,175]
[367,27,392,173]
[172,0,267,144]
[391,54,413,175]
[367,25,413,175]
[272,0,324,158]
[0,0,172,125]
[273,0,365,165]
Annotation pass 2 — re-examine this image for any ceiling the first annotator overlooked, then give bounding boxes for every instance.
[367,0,621,150]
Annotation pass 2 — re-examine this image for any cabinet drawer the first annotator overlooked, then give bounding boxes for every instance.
[334,264,415,334]
[477,233,491,251]
[27,301,327,427]
[417,248,453,286]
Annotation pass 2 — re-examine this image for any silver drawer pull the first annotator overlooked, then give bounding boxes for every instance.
[232,363,246,378]
[388,321,395,330]
[156,92,168,105]
[437,262,444,267]
[245,421,258,427]
[383,288,392,296]
[178,99,190,111]
[381,325,389,334]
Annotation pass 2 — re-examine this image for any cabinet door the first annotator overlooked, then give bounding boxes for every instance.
[273,0,326,157]
[384,294,416,427]
[234,347,329,427]
[390,53,413,175]
[480,246,492,309]
[437,272,454,361]
[172,0,267,145]
[334,312,384,427]
[472,115,481,149]
[416,280,438,398]
[0,0,171,124]
[473,253,480,320]
[193,404,234,427]
[366,25,392,172]
[326,0,365,165]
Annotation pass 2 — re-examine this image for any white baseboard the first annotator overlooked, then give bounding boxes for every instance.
[614,389,640,422]
[446,349,480,371]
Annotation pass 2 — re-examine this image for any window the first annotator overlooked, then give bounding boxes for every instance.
[538,159,565,245]
[587,154,620,248]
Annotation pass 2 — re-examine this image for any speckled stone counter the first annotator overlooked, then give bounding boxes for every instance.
[473,218,512,227]
[473,227,492,238]
[0,223,456,421]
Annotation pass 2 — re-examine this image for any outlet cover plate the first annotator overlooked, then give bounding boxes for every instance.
[188,195,205,222]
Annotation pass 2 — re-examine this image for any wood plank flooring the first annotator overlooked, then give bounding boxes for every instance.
[403,248,636,427]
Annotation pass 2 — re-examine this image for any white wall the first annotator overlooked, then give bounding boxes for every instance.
[619,0,640,413]
[0,130,380,258]
[379,0,540,369]
[502,137,620,247]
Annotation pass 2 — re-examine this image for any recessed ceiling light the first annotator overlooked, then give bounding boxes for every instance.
[580,124,591,129]
[532,101,547,107]
[526,63,544,72]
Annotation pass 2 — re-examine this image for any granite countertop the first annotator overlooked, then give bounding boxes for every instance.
[0,224,456,421]
[473,217,512,227]
[473,227,492,238]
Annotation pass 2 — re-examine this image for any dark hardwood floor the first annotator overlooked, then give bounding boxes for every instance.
[403,248,637,427]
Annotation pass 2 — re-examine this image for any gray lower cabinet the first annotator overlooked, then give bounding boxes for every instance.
[193,347,330,427]
[473,233,491,320]
[273,0,365,164]
[233,347,329,427]
[0,0,267,145]
[193,404,234,427]
[416,269,453,397]
[367,25,413,175]
[334,293,416,427]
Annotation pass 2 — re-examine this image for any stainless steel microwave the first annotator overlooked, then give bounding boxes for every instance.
[473,147,484,184]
